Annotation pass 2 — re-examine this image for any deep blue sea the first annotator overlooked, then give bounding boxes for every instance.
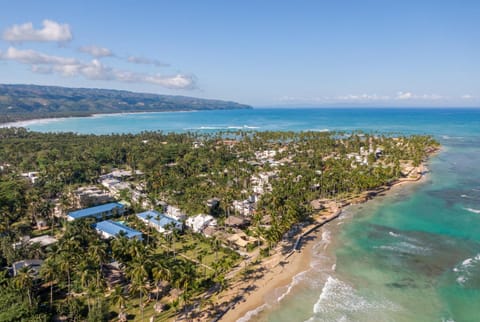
[9,108,480,321]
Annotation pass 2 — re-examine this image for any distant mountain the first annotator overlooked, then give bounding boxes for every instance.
[0,84,252,123]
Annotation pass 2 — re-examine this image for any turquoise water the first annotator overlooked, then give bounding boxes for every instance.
[10,107,480,321]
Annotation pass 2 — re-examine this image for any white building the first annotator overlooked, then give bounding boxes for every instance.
[186,214,217,233]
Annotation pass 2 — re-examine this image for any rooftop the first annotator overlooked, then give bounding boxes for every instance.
[68,202,124,220]
[94,220,142,239]
[137,210,181,228]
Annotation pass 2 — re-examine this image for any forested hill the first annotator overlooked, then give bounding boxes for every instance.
[0,84,252,123]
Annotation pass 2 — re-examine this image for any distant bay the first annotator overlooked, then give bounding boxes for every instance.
[8,107,480,321]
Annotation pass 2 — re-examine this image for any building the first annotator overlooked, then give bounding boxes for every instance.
[224,215,249,228]
[12,259,43,277]
[94,220,142,240]
[186,214,217,233]
[136,210,182,234]
[73,186,113,208]
[67,202,125,221]
[165,206,186,221]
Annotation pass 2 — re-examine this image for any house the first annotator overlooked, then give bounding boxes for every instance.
[94,220,142,240]
[226,231,258,251]
[28,235,58,247]
[224,215,249,228]
[12,259,43,277]
[186,214,217,233]
[73,186,113,208]
[165,206,186,221]
[136,210,182,234]
[67,202,125,221]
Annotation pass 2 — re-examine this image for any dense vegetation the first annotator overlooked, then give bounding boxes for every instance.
[0,84,252,124]
[0,128,438,321]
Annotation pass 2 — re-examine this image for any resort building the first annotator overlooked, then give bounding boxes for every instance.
[186,214,217,233]
[67,202,125,221]
[136,210,182,234]
[93,220,142,240]
[72,186,113,208]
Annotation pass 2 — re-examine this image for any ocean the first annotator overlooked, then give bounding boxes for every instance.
[12,107,480,321]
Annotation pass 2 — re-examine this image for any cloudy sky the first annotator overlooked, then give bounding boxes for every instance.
[0,1,478,107]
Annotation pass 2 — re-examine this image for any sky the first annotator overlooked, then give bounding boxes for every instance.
[0,0,479,107]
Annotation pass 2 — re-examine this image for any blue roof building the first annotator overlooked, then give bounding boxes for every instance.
[136,210,182,234]
[67,202,125,221]
[93,220,142,240]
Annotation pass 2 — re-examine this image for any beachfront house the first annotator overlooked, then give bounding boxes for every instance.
[136,210,182,234]
[93,220,142,240]
[67,202,125,221]
[186,214,217,233]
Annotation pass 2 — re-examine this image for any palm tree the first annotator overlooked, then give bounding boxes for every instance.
[13,266,35,307]
[40,256,58,309]
[110,285,127,321]
[127,260,149,322]
[152,262,170,316]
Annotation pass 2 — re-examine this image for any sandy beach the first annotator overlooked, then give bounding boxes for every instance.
[212,162,433,322]
[217,228,320,322]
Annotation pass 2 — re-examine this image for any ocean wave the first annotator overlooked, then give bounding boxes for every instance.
[464,207,480,214]
[312,276,399,316]
[186,125,260,131]
[388,231,401,238]
[227,125,259,129]
[452,253,480,285]
[376,241,431,255]
[236,303,268,322]
[308,129,330,133]
[276,270,309,303]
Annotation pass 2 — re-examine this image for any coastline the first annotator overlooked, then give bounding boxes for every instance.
[213,160,434,322]
[0,108,249,127]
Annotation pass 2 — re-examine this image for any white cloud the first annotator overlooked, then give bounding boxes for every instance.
[79,45,113,58]
[1,46,77,65]
[127,55,169,67]
[2,19,72,43]
[0,47,195,89]
[335,93,390,101]
[395,91,444,100]
[277,91,451,105]
[395,91,413,100]
[461,94,473,99]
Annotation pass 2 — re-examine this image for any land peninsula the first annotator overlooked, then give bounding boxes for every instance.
[0,84,252,124]
[0,127,438,321]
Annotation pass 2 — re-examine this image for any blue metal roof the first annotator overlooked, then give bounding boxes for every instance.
[136,210,181,228]
[93,220,142,239]
[68,202,124,220]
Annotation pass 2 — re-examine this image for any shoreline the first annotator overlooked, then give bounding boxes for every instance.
[213,160,434,322]
[0,108,249,127]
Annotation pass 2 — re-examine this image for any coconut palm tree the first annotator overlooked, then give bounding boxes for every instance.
[13,266,35,307]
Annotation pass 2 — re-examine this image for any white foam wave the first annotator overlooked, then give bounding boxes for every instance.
[388,231,401,237]
[227,125,259,129]
[464,207,480,214]
[312,276,399,315]
[376,241,431,255]
[186,125,260,131]
[308,128,330,133]
[453,253,480,285]
[236,303,268,322]
[276,270,309,303]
